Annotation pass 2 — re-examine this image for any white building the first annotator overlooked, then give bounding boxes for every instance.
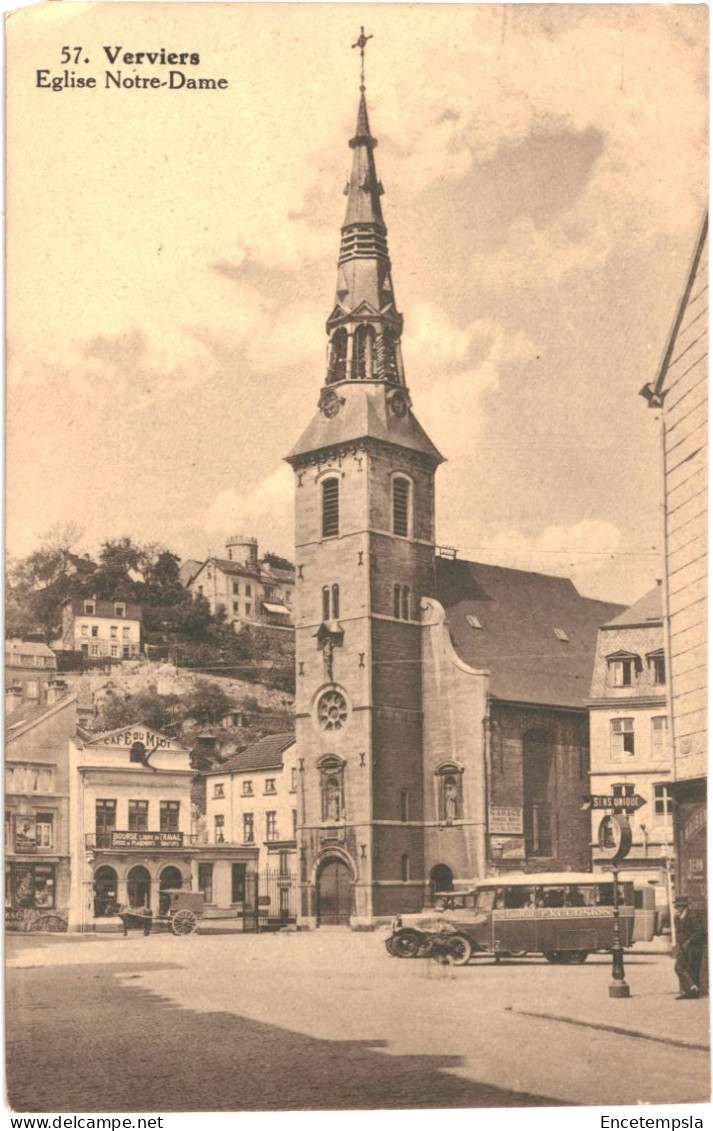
[588,586,673,911]
[203,733,297,923]
[187,536,294,630]
[68,723,195,930]
[60,596,142,659]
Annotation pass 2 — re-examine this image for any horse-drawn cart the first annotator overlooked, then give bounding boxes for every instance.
[119,890,204,937]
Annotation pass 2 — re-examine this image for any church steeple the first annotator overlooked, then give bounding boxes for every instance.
[288,30,442,467]
[326,30,404,387]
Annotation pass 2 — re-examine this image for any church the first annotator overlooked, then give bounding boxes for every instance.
[286,39,622,929]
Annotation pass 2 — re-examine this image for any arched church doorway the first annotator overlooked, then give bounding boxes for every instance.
[429,864,454,903]
[127,865,151,910]
[316,857,351,926]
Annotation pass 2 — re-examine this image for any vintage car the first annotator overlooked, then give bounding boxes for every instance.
[386,872,642,964]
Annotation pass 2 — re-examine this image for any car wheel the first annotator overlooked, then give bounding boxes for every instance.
[449,934,473,965]
[501,950,528,958]
[391,930,422,958]
[384,936,396,956]
[543,950,564,964]
[559,950,589,964]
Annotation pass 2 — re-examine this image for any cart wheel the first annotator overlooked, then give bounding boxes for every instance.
[448,934,473,965]
[171,909,198,936]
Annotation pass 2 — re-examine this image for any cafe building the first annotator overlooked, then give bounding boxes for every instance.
[67,723,197,931]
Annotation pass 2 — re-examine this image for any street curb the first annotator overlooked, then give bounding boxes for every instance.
[507,1006,710,1052]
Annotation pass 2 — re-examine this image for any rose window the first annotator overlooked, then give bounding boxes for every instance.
[317,690,348,731]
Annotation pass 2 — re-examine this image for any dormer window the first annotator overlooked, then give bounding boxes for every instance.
[84,601,95,615]
[648,650,666,685]
[115,603,125,618]
[607,653,639,687]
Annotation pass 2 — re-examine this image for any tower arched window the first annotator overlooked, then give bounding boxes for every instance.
[400,854,410,882]
[382,327,400,384]
[400,788,409,822]
[392,476,411,537]
[352,325,375,380]
[393,584,401,619]
[401,585,410,621]
[327,329,347,384]
[321,477,340,538]
[322,584,340,620]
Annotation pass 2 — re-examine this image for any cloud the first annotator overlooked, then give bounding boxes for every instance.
[205,466,295,557]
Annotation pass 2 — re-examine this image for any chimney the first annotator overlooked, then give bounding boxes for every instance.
[46,678,68,705]
[6,684,23,714]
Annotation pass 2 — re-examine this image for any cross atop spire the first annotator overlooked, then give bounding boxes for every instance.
[351,26,373,92]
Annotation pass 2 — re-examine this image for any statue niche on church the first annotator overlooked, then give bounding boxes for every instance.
[318,756,345,823]
[436,764,464,825]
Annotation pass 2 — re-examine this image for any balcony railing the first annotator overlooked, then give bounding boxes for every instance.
[86,830,186,849]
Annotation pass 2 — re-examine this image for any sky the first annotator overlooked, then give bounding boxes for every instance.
[6,2,708,605]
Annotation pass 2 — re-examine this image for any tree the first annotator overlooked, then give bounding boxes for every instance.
[183,678,233,726]
[95,690,184,733]
[6,523,86,640]
[262,551,295,571]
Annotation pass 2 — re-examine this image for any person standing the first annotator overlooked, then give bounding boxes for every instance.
[673,895,706,999]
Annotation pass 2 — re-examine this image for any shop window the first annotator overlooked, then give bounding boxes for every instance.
[266,811,278,841]
[214,814,225,843]
[128,800,149,832]
[232,863,246,904]
[243,813,254,843]
[36,813,54,849]
[9,863,56,910]
[160,801,179,832]
[392,476,411,537]
[321,478,340,538]
[198,863,214,904]
[611,718,635,759]
[93,865,118,918]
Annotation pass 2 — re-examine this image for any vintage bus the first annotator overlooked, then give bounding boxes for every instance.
[387,872,642,964]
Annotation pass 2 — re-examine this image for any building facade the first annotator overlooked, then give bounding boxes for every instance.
[68,724,196,930]
[587,586,673,908]
[5,690,76,932]
[202,733,297,922]
[187,536,294,629]
[6,639,58,706]
[60,596,142,659]
[640,213,708,909]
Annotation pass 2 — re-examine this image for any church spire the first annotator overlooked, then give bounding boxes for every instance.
[325,29,404,387]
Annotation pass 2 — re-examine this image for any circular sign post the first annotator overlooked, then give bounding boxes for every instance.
[598,813,632,999]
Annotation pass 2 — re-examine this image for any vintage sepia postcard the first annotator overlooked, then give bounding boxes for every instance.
[4,1,709,1123]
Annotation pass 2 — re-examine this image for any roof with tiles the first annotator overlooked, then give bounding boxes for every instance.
[436,557,623,709]
[601,585,662,629]
[6,640,56,661]
[208,732,295,776]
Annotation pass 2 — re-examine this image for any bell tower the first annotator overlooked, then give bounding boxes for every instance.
[286,30,444,927]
